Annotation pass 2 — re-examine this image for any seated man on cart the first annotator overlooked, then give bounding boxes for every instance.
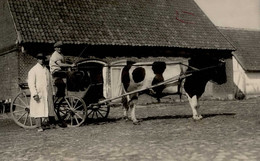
[49,41,76,97]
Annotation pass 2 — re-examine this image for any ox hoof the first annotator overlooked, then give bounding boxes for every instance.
[133,120,141,125]
[193,115,203,120]
[122,116,130,121]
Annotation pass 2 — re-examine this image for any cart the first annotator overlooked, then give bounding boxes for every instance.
[10,60,195,129]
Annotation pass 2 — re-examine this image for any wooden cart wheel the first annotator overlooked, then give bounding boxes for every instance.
[87,103,110,121]
[56,96,87,127]
[10,92,37,129]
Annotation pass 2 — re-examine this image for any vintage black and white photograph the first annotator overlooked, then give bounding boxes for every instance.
[0,0,259,160]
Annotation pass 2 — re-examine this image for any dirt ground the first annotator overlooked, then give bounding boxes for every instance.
[0,95,260,161]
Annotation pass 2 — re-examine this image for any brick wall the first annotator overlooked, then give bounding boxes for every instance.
[0,51,19,100]
[0,51,37,100]
[0,0,20,101]
[18,52,37,84]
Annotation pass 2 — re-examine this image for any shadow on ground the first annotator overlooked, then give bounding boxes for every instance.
[140,113,236,121]
[84,113,236,125]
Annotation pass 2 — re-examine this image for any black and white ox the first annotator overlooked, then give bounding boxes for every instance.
[121,57,227,124]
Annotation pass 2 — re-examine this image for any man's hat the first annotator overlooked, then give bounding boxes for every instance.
[54,41,63,48]
[36,53,46,59]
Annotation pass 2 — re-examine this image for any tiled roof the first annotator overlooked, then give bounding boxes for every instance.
[219,27,260,71]
[8,0,234,50]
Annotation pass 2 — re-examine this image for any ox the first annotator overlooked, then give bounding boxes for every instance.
[121,57,227,124]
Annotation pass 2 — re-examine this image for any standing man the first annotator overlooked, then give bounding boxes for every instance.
[28,53,56,132]
[49,41,75,97]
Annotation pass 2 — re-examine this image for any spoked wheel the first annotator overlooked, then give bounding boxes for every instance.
[56,96,87,127]
[10,92,37,129]
[87,103,110,121]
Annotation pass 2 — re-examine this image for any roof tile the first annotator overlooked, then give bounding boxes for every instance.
[8,0,234,50]
[219,27,260,71]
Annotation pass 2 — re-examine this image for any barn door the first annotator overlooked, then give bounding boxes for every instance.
[110,60,127,102]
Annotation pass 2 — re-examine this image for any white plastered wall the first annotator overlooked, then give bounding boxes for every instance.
[233,57,260,98]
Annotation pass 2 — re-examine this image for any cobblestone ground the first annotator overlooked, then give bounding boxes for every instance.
[0,96,260,161]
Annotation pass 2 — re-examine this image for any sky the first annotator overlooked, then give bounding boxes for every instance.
[194,0,260,30]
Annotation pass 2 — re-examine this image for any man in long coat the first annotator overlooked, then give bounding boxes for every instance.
[28,53,55,132]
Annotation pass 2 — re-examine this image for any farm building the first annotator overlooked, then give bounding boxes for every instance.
[0,0,234,102]
[219,27,260,99]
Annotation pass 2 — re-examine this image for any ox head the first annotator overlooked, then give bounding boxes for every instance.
[210,59,227,85]
[188,56,227,85]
